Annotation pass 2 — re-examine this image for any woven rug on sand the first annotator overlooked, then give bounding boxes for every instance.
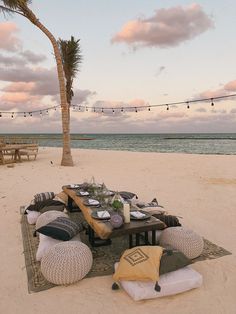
[21,211,232,293]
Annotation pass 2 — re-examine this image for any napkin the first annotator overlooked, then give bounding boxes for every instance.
[97,210,110,219]
[79,191,89,196]
[88,199,100,205]
[130,211,146,219]
[70,184,80,188]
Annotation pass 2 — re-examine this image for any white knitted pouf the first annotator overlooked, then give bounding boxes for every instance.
[36,210,68,230]
[159,227,204,259]
[40,241,93,285]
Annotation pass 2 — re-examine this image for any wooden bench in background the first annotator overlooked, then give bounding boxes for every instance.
[19,144,39,160]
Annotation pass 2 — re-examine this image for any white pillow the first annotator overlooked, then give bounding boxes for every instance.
[36,233,81,261]
[115,264,202,301]
[26,210,41,225]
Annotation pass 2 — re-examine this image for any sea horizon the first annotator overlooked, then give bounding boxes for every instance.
[1,133,236,155]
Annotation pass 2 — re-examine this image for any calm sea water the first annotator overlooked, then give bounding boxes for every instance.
[1,133,236,155]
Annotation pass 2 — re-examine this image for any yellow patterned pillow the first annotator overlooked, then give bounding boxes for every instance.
[113,246,163,284]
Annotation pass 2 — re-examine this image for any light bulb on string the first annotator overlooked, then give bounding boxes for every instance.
[211,98,214,106]
[121,107,124,113]
[135,107,138,113]
[112,108,115,114]
[148,107,151,111]
[54,107,57,111]
[40,111,42,116]
[187,102,190,109]
[101,108,104,113]
[0,112,2,117]
[166,105,169,111]
[11,112,14,119]
[30,112,33,117]
[24,112,26,117]
[78,106,81,111]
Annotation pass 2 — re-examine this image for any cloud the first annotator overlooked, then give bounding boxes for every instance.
[0,22,21,52]
[72,89,96,105]
[2,82,35,93]
[20,50,47,63]
[195,107,207,112]
[111,4,213,48]
[0,53,25,66]
[224,80,236,91]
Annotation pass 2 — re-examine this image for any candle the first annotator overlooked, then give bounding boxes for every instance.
[123,203,130,223]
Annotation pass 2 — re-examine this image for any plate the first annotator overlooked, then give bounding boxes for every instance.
[91,210,111,220]
[66,184,81,189]
[76,191,89,196]
[83,199,101,207]
[130,210,151,220]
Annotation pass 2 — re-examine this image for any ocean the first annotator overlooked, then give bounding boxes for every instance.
[1,133,236,155]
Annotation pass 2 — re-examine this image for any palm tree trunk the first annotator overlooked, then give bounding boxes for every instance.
[22,6,73,166]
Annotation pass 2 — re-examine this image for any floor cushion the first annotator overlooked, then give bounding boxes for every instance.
[35,210,68,230]
[41,241,93,285]
[26,210,41,224]
[159,227,204,259]
[36,233,81,261]
[115,265,202,301]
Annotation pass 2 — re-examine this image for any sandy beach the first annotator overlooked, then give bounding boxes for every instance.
[0,147,236,314]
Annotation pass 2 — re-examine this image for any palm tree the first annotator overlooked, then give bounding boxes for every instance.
[58,36,82,118]
[0,0,73,166]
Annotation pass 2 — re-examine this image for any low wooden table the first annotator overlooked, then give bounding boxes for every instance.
[0,144,33,164]
[63,186,165,247]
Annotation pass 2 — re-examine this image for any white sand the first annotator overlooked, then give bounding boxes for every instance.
[0,147,236,314]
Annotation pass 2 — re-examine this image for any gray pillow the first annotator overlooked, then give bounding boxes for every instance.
[160,250,191,275]
[36,217,82,241]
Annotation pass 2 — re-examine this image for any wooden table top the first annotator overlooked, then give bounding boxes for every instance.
[63,186,165,240]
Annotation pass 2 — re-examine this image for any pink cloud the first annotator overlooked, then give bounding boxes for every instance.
[111,4,213,48]
[2,82,35,93]
[0,22,21,51]
[224,80,236,91]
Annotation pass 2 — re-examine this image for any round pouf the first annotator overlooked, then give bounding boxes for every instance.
[36,210,68,230]
[159,227,204,259]
[41,241,93,285]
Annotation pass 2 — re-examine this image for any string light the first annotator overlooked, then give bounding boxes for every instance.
[11,112,14,119]
[0,93,235,118]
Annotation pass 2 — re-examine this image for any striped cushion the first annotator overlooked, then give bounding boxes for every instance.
[36,217,82,241]
[34,192,55,203]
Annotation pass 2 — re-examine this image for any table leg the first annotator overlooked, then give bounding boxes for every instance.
[88,225,111,247]
[144,232,149,244]
[152,230,156,245]
[135,233,140,246]
[129,234,133,248]
[0,151,5,165]
[67,195,73,211]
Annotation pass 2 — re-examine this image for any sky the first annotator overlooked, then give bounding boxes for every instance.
[0,0,236,134]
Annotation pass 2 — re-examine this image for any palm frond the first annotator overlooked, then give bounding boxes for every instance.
[0,0,31,16]
[58,36,82,104]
